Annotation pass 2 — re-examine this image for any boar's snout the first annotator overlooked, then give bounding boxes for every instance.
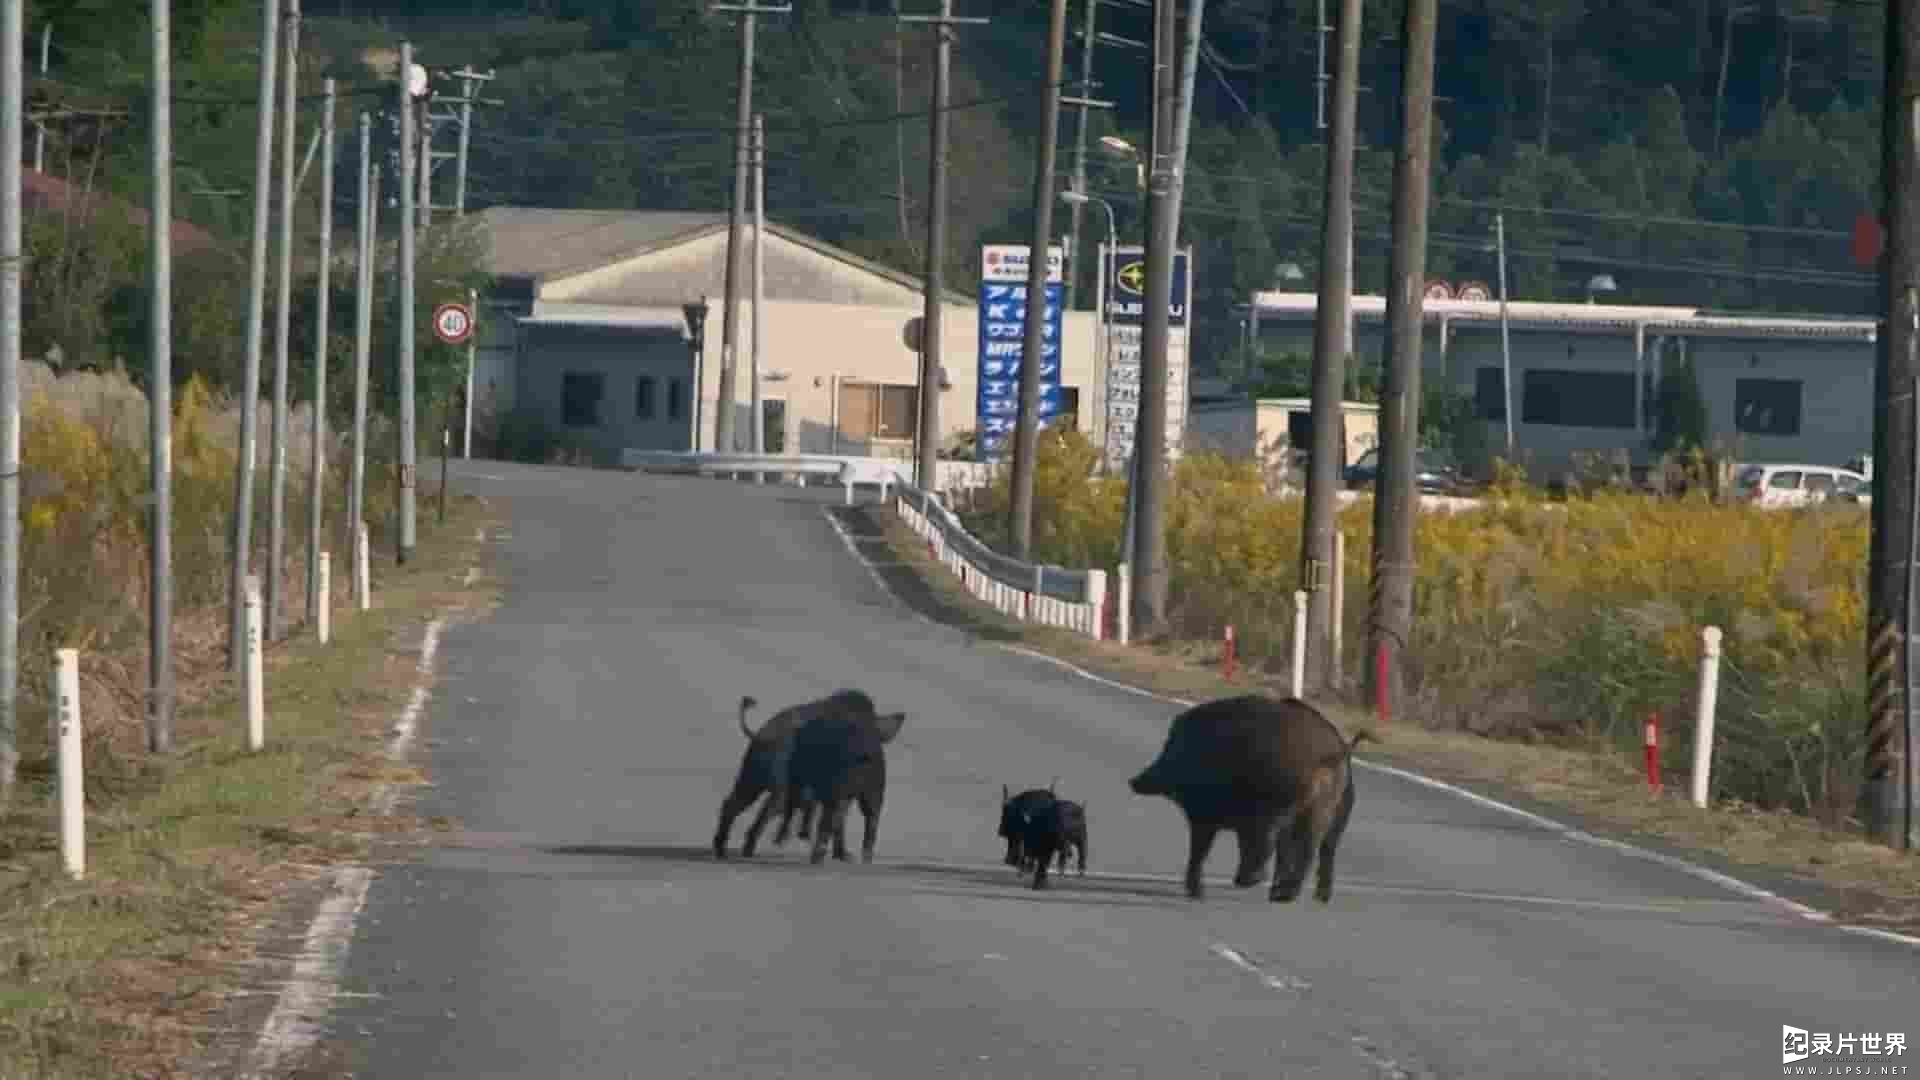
[1129,766,1167,796]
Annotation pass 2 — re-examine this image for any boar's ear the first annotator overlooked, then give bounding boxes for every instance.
[1002,784,1010,803]
[1048,776,1058,794]
[873,711,906,743]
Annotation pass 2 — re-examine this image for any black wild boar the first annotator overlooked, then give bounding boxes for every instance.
[997,784,1057,869]
[1015,796,1089,890]
[1129,694,1370,903]
[785,702,908,865]
[712,689,876,860]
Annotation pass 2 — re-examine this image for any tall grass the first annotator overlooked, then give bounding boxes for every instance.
[965,428,1870,823]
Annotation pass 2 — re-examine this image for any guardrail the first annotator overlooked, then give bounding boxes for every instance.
[621,449,996,503]
[892,479,1107,642]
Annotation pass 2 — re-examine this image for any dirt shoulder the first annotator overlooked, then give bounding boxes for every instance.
[843,503,1920,935]
[0,493,502,1079]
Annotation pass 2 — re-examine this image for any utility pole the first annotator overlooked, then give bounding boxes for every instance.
[417,100,433,228]
[230,0,280,672]
[1129,0,1181,640]
[1495,211,1515,458]
[750,112,766,468]
[147,0,175,753]
[463,286,477,458]
[1008,0,1070,559]
[450,66,497,217]
[0,0,22,798]
[1365,0,1439,718]
[1063,0,1100,313]
[900,0,987,490]
[1865,0,1920,850]
[31,22,47,174]
[712,1,791,456]
[398,42,419,565]
[266,0,300,642]
[306,78,335,625]
[350,113,373,599]
[1298,0,1362,696]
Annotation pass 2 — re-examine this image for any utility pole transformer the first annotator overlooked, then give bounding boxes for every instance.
[1865,0,1920,851]
[147,0,176,753]
[900,0,988,491]
[1365,0,1439,719]
[230,0,280,672]
[712,1,791,456]
[1298,0,1362,695]
[1008,0,1071,559]
[1129,0,1182,640]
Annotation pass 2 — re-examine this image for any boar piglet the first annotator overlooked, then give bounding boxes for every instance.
[997,785,1057,869]
[784,703,908,865]
[1016,796,1089,891]
[1129,694,1370,903]
[713,689,875,860]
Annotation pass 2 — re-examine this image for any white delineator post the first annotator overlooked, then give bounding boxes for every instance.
[1117,561,1132,646]
[1085,569,1107,641]
[355,521,371,611]
[1331,530,1346,686]
[54,649,84,880]
[317,551,331,645]
[1291,589,1309,699]
[1691,625,1723,809]
[245,575,265,751]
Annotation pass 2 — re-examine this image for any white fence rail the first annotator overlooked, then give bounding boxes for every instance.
[893,484,1108,642]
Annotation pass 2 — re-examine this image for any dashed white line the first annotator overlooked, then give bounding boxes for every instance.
[1210,944,1312,993]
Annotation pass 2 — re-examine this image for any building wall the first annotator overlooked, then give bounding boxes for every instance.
[472,296,527,418]
[693,297,1106,458]
[542,227,930,309]
[515,323,696,461]
[1690,338,1874,467]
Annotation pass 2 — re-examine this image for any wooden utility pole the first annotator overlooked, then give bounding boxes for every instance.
[1129,0,1181,639]
[1365,0,1439,717]
[1008,0,1071,558]
[1865,0,1920,851]
[901,0,988,490]
[713,1,790,456]
[1298,0,1362,696]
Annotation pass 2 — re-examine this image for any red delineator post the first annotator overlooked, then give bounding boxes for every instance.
[1222,624,1237,680]
[1644,711,1661,794]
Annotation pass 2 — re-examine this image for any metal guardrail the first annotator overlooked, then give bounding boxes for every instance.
[890,477,1090,602]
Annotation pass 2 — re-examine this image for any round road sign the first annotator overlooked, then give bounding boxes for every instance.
[432,302,473,345]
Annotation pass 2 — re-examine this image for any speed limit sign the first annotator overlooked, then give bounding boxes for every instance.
[432,302,474,345]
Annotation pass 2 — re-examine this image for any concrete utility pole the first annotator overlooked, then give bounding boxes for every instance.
[147,0,176,753]
[463,286,476,458]
[1365,0,1439,719]
[1864,0,1920,851]
[450,66,497,217]
[417,101,433,228]
[350,113,373,597]
[1063,0,1102,314]
[1129,0,1181,640]
[750,112,766,465]
[1298,0,1362,695]
[306,78,335,625]
[1008,0,1071,559]
[31,22,47,175]
[230,0,281,672]
[712,1,791,455]
[1317,0,1355,367]
[398,42,419,565]
[900,0,987,490]
[265,0,300,642]
[0,0,22,797]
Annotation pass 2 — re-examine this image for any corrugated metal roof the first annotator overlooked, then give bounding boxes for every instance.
[1248,290,1877,340]
[516,301,689,333]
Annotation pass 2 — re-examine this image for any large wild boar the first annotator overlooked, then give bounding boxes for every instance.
[713,689,878,860]
[1129,694,1369,903]
[785,701,907,865]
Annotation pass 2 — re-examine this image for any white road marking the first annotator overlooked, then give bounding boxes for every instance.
[1210,944,1312,993]
[238,866,373,1079]
[828,511,1920,952]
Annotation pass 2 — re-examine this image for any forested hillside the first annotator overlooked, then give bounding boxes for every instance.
[29,0,1894,389]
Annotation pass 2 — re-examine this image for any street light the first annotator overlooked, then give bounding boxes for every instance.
[1098,135,1145,191]
[1586,273,1619,304]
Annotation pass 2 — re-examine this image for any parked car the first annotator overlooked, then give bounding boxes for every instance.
[1343,447,1462,494]
[1730,462,1871,508]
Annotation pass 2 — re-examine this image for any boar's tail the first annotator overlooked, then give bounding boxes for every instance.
[1314,730,1374,771]
[1347,729,1374,755]
[738,696,761,740]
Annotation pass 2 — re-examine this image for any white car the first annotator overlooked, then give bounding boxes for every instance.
[1731,463,1871,509]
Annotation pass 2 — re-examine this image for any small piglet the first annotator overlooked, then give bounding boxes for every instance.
[1017,797,1088,891]
[998,785,1057,869]
[1129,693,1369,903]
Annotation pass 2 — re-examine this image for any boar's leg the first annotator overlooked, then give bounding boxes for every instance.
[712,777,769,860]
[1231,814,1278,888]
[740,783,786,859]
[1075,833,1088,875]
[1271,765,1342,902]
[796,799,816,841]
[1312,772,1359,903]
[1184,819,1221,900]
[856,789,884,864]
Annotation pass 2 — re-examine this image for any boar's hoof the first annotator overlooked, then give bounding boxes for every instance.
[833,851,854,863]
[1269,881,1306,904]
[809,848,827,866]
[861,851,876,864]
[1232,868,1261,888]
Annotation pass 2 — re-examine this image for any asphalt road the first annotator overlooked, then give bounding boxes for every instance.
[318,460,1920,1079]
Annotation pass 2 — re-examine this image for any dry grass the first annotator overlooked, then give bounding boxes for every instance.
[872,506,1920,931]
[0,492,499,1080]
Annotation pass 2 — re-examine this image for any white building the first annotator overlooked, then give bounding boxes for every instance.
[1245,291,1878,480]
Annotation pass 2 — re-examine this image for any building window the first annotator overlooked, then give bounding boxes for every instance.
[561,372,603,427]
[635,375,657,420]
[1520,369,1635,429]
[838,380,920,441]
[667,377,686,421]
[1475,366,1506,421]
[1054,386,1082,429]
[1734,377,1802,437]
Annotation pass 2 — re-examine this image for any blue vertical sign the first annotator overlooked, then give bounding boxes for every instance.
[975,244,1065,463]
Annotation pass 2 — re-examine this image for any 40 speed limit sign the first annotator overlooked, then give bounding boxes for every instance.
[432,302,474,345]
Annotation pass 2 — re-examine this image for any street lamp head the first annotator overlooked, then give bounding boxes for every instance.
[1587,273,1619,293]
[1275,262,1306,284]
[1099,135,1138,157]
[1058,190,1091,206]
